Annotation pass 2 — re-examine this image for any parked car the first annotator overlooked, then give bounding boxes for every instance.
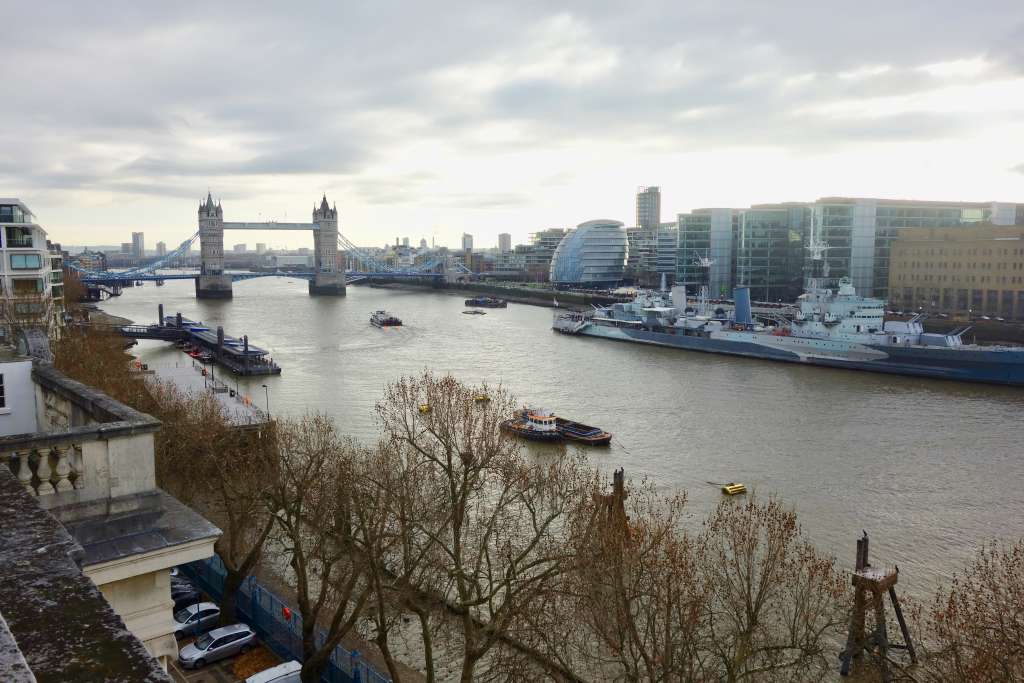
[173,601,220,637]
[178,623,256,669]
[171,576,195,594]
[246,660,302,683]
[172,586,202,612]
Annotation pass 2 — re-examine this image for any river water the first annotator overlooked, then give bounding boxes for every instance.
[101,277,1024,592]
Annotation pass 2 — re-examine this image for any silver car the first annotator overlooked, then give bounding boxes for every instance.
[173,601,220,637]
[178,623,256,669]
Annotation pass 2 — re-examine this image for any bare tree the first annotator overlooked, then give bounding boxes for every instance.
[566,478,705,682]
[265,415,371,683]
[3,292,56,353]
[915,538,1024,682]
[192,418,278,625]
[352,436,452,682]
[375,372,589,683]
[697,497,848,681]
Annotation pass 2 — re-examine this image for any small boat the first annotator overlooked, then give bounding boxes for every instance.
[501,408,562,442]
[418,404,431,414]
[462,309,487,315]
[464,297,507,308]
[555,417,612,446]
[370,310,402,327]
[721,483,747,496]
[196,351,215,364]
[473,394,490,402]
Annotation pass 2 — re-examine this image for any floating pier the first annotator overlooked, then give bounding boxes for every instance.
[118,305,281,376]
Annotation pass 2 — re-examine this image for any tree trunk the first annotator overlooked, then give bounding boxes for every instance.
[416,608,436,683]
[377,631,403,683]
[301,652,328,683]
[459,656,478,683]
[219,569,245,626]
[300,626,323,683]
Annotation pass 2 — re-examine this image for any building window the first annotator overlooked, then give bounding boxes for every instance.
[0,374,5,409]
[5,226,33,248]
[10,253,42,270]
[11,279,44,295]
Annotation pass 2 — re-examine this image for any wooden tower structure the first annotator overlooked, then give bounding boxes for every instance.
[839,532,917,680]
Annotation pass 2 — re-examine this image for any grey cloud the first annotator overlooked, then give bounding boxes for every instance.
[2,0,1022,210]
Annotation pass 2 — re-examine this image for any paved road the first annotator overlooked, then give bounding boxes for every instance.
[168,654,239,683]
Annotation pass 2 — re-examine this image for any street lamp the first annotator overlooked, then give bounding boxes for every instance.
[261,384,270,419]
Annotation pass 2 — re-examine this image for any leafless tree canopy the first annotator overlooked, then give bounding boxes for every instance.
[915,539,1024,683]
[264,415,372,683]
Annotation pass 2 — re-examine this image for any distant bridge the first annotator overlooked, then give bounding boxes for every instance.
[67,193,473,298]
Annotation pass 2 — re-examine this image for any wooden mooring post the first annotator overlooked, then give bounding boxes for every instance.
[596,467,628,528]
[839,531,917,680]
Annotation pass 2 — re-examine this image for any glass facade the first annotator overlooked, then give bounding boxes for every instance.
[808,199,1015,300]
[655,223,678,279]
[636,186,661,230]
[677,209,738,297]
[5,226,34,248]
[0,204,32,224]
[737,206,809,302]
[549,220,629,286]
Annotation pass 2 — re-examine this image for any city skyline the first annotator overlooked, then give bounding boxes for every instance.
[4,2,1023,250]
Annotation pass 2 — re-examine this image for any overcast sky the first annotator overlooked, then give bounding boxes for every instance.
[3,1,1023,250]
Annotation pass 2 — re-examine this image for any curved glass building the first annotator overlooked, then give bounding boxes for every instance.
[549,220,629,286]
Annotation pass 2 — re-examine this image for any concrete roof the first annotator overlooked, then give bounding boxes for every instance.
[0,468,171,682]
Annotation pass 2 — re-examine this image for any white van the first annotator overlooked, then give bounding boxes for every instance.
[245,660,302,683]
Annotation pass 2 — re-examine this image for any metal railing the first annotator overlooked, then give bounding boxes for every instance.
[182,555,391,683]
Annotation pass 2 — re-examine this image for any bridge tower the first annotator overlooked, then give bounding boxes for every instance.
[309,195,346,296]
[196,191,233,298]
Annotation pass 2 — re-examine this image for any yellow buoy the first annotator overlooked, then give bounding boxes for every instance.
[418,404,431,414]
[473,394,490,402]
[721,483,747,496]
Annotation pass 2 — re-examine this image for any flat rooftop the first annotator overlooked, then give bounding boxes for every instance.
[0,468,171,682]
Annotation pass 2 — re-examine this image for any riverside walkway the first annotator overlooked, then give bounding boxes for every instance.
[143,360,270,427]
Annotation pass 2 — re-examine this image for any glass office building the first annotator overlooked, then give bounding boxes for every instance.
[809,198,1019,299]
[736,204,809,302]
[549,220,629,287]
[676,209,739,297]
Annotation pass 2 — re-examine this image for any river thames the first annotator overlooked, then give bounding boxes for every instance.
[101,277,1024,592]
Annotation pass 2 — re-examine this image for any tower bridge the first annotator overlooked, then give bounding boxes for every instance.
[197,192,344,298]
[68,193,475,298]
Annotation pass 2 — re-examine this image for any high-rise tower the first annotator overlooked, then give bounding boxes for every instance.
[309,195,346,295]
[636,186,661,230]
[196,191,232,298]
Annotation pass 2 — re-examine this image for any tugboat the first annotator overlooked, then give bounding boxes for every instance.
[465,297,507,308]
[555,417,612,446]
[502,407,613,446]
[370,310,403,327]
[501,407,561,442]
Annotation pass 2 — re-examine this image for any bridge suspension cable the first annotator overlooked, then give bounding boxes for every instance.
[67,231,201,280]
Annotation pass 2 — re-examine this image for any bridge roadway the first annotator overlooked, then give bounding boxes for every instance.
[79,270,443,285]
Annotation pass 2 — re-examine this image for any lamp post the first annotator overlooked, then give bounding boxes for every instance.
[261,384,270,419]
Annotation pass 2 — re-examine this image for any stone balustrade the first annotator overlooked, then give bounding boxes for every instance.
[8,442,83,496]
[1,363,162,505]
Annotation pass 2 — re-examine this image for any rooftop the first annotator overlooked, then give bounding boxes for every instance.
[0,466,171,682]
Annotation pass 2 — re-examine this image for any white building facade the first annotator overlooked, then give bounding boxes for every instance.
[0,200,64,344]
